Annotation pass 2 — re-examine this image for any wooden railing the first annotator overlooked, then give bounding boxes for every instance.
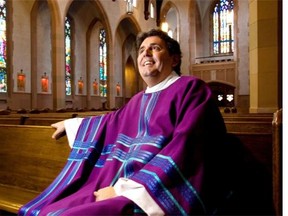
[191,61,236,85]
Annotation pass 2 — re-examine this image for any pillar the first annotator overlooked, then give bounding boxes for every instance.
[249,0,280,113]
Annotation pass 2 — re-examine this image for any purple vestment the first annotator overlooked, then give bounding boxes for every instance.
[19,76,230,215]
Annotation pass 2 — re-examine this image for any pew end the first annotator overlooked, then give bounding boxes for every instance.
[0,125,70,214]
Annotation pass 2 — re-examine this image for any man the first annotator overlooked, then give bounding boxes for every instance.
[19,29,230,216]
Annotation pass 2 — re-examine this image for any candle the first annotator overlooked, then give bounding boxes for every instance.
[93,79,98,95]
[78,77,84,94]
[17,69,25,91]
[116,82,120,96]
[41,72,48,92]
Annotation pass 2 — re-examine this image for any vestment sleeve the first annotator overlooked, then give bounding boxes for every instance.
[64,117,84,147]
[114,178,164,216]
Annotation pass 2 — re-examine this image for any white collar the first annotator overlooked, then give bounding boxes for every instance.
[145,71,180,93]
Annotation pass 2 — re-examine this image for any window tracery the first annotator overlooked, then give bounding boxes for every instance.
[65,16,72,96]
[99,28,107,97]
[212,0,234,55]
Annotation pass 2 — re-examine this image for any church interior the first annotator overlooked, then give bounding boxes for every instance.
[0,0,282,113]
[0,0,283,215]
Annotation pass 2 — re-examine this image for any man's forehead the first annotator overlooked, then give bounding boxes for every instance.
[140,36,165,46]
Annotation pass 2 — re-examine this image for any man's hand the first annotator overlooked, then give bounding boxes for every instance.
[94,186,116,202]
[51,121,66,140]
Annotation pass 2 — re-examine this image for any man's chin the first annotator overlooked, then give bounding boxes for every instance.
[142,70,159,77]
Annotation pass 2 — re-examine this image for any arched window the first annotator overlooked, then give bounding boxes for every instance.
[150,2,155,18]
[212,0,234,55]
[99,28,107,97]
[0,0,7,93]
[65,16,72,96]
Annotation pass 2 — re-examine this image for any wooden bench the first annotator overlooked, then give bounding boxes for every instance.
[272,109,282,216]
[0,125,70,214]
[0,111,109,126]
[0,115,275,215]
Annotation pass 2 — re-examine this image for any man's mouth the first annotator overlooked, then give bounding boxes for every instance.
[143,60,154,66]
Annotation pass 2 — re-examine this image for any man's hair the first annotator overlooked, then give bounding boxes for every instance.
[136,29,182,75]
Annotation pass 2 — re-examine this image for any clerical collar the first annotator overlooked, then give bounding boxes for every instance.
[145,71,180,93]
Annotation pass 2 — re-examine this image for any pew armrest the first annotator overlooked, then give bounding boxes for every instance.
[0,184,39,214]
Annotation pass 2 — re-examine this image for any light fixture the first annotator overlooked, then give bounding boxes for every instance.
[113,0,163,26]
[161,22,169,32]
[126,0,133,15]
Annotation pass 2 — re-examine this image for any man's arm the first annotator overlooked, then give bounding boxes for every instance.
[51,118,84,148]
[51,120,66,139]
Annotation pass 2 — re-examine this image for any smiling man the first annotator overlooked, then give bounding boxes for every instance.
[137,33,181,87]
[19,29,233,216]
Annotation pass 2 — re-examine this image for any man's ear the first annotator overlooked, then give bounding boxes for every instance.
[172,55,180,67]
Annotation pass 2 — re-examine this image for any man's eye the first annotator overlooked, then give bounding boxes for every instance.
[138,49,144,54]
[152,45,161,51]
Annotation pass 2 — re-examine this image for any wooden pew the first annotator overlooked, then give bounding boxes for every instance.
[272,109,282,216]
[230,132,272,170]
[0,113,275,215]
[0,125,70,214]
[0,111,109,126]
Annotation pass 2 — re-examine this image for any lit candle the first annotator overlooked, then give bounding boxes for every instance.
[78,77,84,94]
[17,69,26,91]
[116,82,120,96]
[41,72,48,92]
[93,79,98,95]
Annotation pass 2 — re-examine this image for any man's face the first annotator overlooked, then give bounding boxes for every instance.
[137,36,177,87]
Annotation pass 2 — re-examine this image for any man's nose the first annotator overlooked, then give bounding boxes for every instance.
[143,47,153,56]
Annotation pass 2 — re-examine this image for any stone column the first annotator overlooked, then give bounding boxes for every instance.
[249,0,281,113]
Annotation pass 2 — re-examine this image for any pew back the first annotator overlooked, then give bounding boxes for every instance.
[0,112,276,214]
[0,124,70,214]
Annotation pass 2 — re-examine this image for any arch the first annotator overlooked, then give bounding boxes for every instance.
[87,19,101,94]
[124,55,137,101]
[115,15,141,38]
[34,0,65,110]
[5,1,36,110]
[64,0,113,49]
[114,16,141,108]
[63,0,113,109]
[31,0,55,109]
[161,1,180,40]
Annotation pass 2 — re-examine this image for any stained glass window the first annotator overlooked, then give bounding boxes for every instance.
[212,0,234,55]
[99,28,107,97]
[0,0,7,92]
[65,16,72,95]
